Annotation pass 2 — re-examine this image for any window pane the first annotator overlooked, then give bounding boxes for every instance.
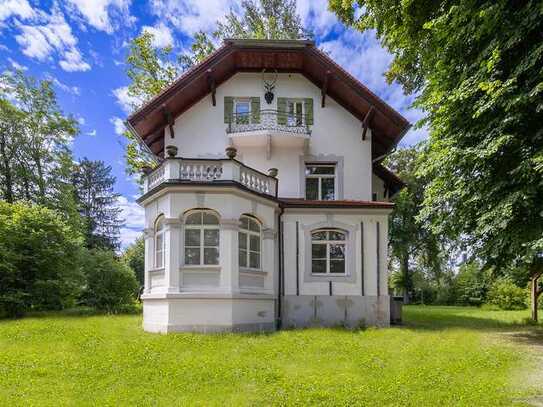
[203,212,219,225]
[311,231,327,240]
[312,259,326,274]
[249,235,260,251]
[312,243,326,259]
[185,229,200,246]
[235,102,250,114]
[239,249,247,268]
[249,252,260,269]
[239,232,247,249]
[305,178,318,200]
[330,244,345,259]
[204,248,219,265]
[321,178,335,200]
[330,260,345,274]
[240,217,249,230]
[186,212,202,225]
[155,251,163,268]
[204,229,219,246]
[185,248,200,265]
[329,231,346,241]
[156,234,163,250]
[249,219,260,233]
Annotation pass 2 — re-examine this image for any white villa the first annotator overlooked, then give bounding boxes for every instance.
[127,39,410,333]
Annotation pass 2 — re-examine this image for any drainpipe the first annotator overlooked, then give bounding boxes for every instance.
[276,205,284,330]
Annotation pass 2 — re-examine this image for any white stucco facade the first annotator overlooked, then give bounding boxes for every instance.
[139,70,398,333]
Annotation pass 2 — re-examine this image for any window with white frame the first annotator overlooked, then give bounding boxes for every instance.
[154,215,165,269]
[311,229,346,275]
[184,210,220,266]
[234,98,251,124]
[238,215,261,269]
[286,99,304,126]
[305,164,336,200]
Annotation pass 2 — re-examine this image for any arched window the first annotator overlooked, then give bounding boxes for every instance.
[239,215,261,269]
[184,210,220,266]
[154,215,165,269]
[311,229,346,275]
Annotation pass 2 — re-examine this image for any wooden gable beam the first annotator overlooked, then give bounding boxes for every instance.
[162,105,175,139]
[206,69,216,106]
[321,70,331,108]
[361,106,375,141]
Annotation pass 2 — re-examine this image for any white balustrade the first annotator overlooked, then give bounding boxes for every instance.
[144,158,277,197]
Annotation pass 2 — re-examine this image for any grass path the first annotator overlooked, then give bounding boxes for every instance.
[0,306,542,406]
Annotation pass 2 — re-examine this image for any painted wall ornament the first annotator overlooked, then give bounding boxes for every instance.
[262,69,278,105]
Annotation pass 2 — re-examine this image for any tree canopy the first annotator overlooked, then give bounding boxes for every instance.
[330,0,543,314]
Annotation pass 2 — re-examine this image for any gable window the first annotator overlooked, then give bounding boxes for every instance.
[311,229,346,275]
[287,100,303,126]
[184,210,220,266]
[154,216,165,269]
[234,99,251,124]
[239,215,261,269]
[305,164,336,200]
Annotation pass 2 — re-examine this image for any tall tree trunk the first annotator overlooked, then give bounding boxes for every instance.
[0,135,14,203]
[531,265,542,322]
[400,253,410,304]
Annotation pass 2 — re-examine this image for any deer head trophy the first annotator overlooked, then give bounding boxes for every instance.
[262,69,278,105]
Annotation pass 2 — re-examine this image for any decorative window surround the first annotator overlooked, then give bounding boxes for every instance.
[299,154,344,200]
[301,219,358,283]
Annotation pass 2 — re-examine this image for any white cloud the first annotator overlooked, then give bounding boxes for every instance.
[86,129,97,136]
[149,0,240,36]
[141,22,174,48]
[117,195,144,249]
[110,116,126,135]
[112,86,143,114]
[14,8,91,72]
[65,0,133,33]
[297,0,339,38]
[44,73,80,95]
[0,0,35,22]
[7,57,27,71]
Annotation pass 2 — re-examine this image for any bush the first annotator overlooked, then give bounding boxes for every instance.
[486,278,527,310]
[122,236,145,287]
[454,262,489,306]
[80,249,139,312]
[0,202,83,318]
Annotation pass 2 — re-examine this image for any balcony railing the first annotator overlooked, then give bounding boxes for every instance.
[143,157,278,197]
[226,109,311,136]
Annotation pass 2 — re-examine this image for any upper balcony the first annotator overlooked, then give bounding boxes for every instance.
[142,151,278,198]
[226,109,311,151]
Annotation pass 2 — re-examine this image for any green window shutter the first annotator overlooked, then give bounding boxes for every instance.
[304,98,314,125]
[224,96,233,123]
[277,97,287,125]
[251,97,260,124]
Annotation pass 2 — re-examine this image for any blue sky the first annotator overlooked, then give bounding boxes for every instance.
[0,0,426,248]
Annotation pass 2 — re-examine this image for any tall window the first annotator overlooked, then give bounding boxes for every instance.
[234,99,251,124]
[305,164,336,200]
[287,100,303,126]
[239,215,261,269]
[184,210,220,266]
[311,229,346,275]
[154,216,165,269]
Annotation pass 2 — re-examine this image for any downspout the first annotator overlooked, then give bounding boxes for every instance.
[277,205,284,330]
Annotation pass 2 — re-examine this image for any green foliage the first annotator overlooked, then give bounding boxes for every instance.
[122,235,145,286]
[72,158,123,250]
[80,249,138,312]
[0,201,83,318]
[487,278,527,310]
[330,0,543,309]
[454,262,489,306]
[0,306,538,404]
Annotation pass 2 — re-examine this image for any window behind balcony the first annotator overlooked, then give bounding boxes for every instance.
[305,164,336,200]
[234,99,251,124]
[287,100,303,126]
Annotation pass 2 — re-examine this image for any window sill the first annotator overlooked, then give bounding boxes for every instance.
[181,265,221,272]
[239,268,267,275]
[149,268,165,273]
[311,273,349,277]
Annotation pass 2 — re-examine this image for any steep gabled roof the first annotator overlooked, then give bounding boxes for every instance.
[126,39,411,159]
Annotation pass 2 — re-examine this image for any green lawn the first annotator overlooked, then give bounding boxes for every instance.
[1,306,542,406]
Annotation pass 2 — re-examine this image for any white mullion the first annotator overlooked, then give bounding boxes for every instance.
[326,241,330,275]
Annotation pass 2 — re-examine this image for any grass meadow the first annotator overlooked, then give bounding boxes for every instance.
[1,306,542,406]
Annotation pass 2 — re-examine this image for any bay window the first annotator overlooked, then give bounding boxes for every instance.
[184,210,220,266]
